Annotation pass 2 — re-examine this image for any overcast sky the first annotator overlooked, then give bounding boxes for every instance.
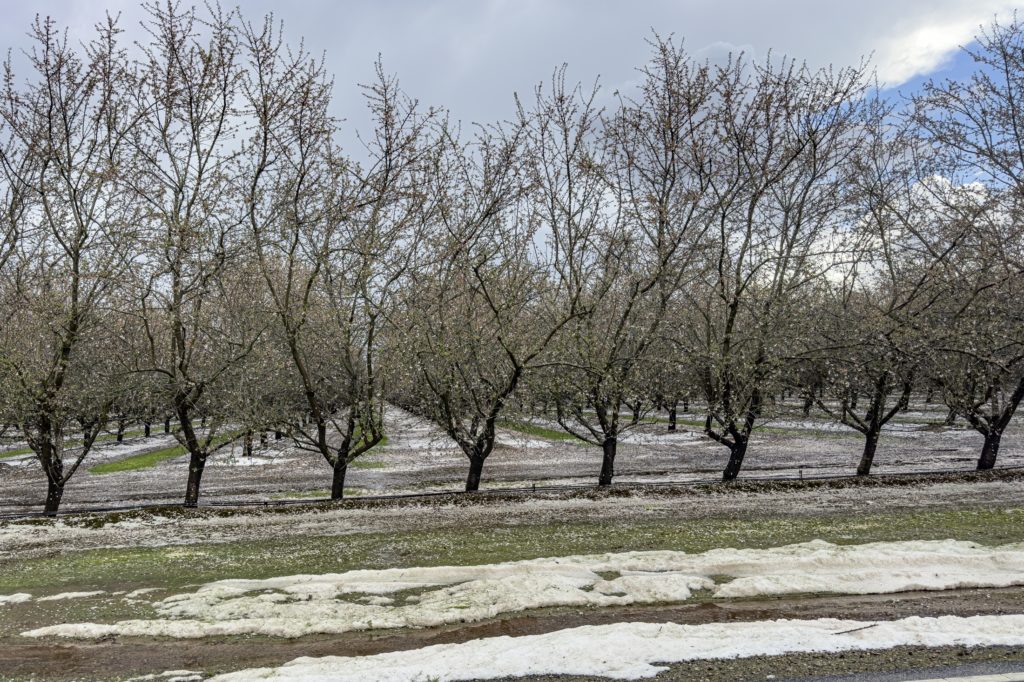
[1,0,1021,144]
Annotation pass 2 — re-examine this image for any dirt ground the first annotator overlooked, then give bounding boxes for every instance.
[0,400,1020,516]
[2,402,1024,681]
[4,586,1024,680]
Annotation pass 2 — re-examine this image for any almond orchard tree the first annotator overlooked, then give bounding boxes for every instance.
[126,3,261,506]
[240,12,439,498]
[0,16,139,513]
[913,17,1024,470]
[534,40,715,485]
[808,105,967,476]
[684,54,870,481]
[921,186,1024,470]
[389,112,587,492]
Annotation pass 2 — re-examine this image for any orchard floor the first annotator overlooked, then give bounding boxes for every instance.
[2,473,1024,680]
[0,400,1020,515]
[2,403,1024,681]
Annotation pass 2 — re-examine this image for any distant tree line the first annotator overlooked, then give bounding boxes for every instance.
[0,3,1021,513]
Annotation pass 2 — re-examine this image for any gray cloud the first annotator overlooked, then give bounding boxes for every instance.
[1,0,1019,144]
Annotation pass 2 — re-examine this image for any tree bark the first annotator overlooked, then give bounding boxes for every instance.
[144,421,151,438]
[331,459,348,500]
[184,452,206,507]
[44,477,64,516]
[243,430,253,457]
[944,408,956,426]
[598,437,617,486]
[722,437,749,481]
[164,417,171,434]
[275,430,282,440]
[667,406,677,432]
[977,430,1002,471]
[465,454,485,492]
[857,428,880,476]
[116,422,125,443]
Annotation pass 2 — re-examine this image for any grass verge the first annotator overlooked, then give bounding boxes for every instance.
[2,504,1022,594]
[89,431,243,475]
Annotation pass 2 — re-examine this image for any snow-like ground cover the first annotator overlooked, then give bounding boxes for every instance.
[22,539,1024,639]
[0,433,181,468]
[205,614,1024,681]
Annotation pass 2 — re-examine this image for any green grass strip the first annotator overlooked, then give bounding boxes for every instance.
[90,431,243,475]
[2,505,1022,593]
[89,444,188,474]
[0,446,32,459]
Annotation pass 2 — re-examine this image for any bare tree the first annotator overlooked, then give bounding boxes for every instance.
[808,103,963,475]
[913,17,1024,470]
[240,12,437,498]
[127,3,259,506]
[390,111,585,492]
[0,15,138,513]
[685,54,870,481]
[536,40,715,485]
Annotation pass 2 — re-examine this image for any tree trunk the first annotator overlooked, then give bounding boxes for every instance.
[598,437,617,486]
[722,437,749,481]
[944,408,956,426]
[667,406,677,432]
[243,430,253,457]
[43,477,64,516]
[116,422,126,443]
[164,417,171,434]
[802,395,813,417]
[275,430,282,440]
[144,421,151,438]
[465,454,485,492]
[682,397,689,412]
[857,428,880,476]
[331,459,348,500]
[977,430,1002,471]
[260,432,268,447]
[184,451,207,507]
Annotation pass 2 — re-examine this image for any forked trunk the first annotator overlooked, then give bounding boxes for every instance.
[598,437,617,486]
[331,459,348,500]
[184,451,207,507]
[722,437,749,481]
[465,454,485,492]
[977,430,1002,471]
[857,428,880,476]
[43,478,64,516]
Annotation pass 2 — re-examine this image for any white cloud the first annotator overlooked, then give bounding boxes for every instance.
[1,0,1022,138]
[869,1,1021,84]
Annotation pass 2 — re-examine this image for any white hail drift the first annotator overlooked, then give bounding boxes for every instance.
[21,539,1024,640]
[206,615,1024,681]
